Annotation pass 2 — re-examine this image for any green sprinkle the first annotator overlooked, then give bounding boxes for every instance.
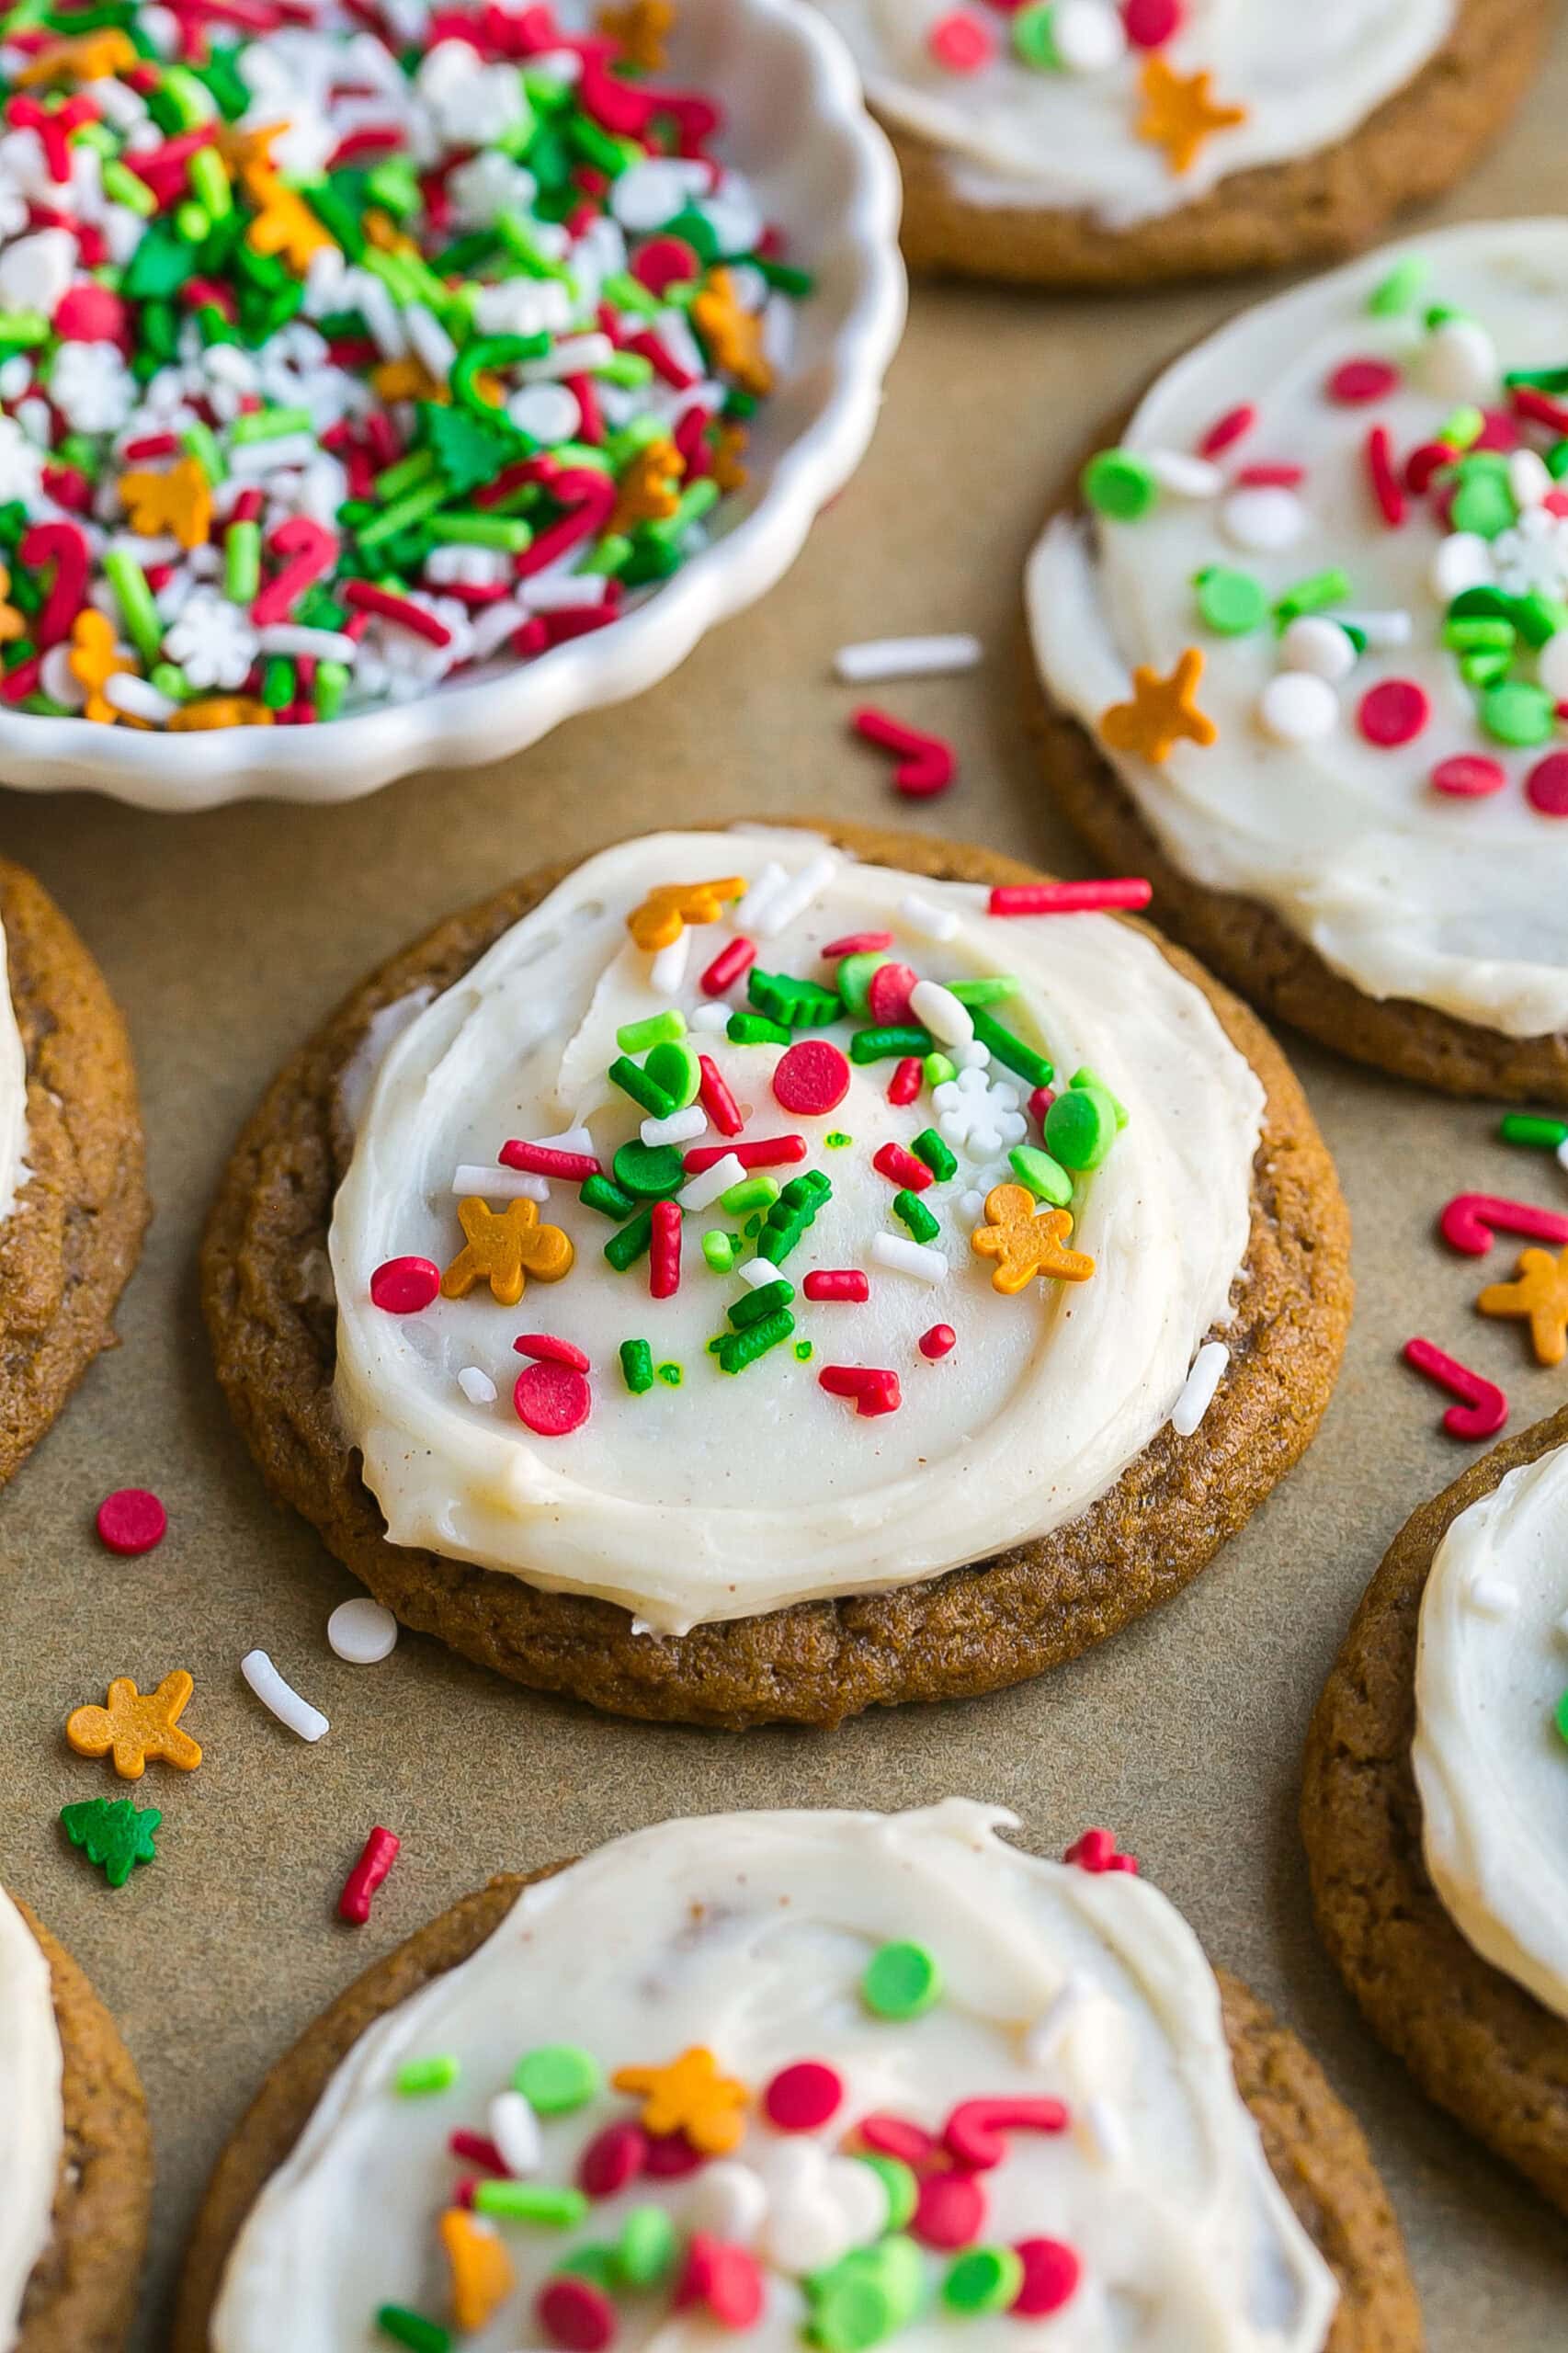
[923,1053,956,1090]
[1367,255,1428,316]
[1009,1144,1073,1206]
[605,1208,653,1271]
[357,477,451,550]
[1556,1688,1568,1747]
[59,1794,159,1887]
[608,1055,676,1120]
[850,1026,933,1065]
[1045,1084,1120,1172]
[1481,679,1555,747]
[513,2043,601,2114]
[702,1230,737,1273]
[793,1340,812,1359]
[1443,617,1516,652]
[655,1361,682,1387]
[581,1173,638,1221]
[835,950,888,1015]
[424,512,534,552]
[748,969,842,1029]
[103,549,162,664]
[103,159,156,215]
[758,1170,830,1267]
[728,1278,794,1329]
[1081,447,1157,522]
[231,403,312,443]
[1437,404,1485,451]
[473,2180,589,2225]
[808,2239,925,2352]
[716,1306,795,1372]
[376,2308,450,2353]
[824,1130,854,1148]
[949,976,1017,1006]
[942,2248,1025,2315]
[728,1012,792,1047]
[181,418,224,484]
[1195,564,1267,637]
[721,1175,778,1215]
[223,518,260,604]
[862,1938,943,2020]
[611,1142,687,1199]
[617,1008,687,1053]
[1450,470,1517,540]
[1460,649,1511,688]
[1499,1113,1568,1150]
[620,1337,654,1393]
[893,1189,939,1245]
[394,2054,459,2097]
[1274,569,1352,626]
[969,1009,1052,1090]
[911,1128,958,1181]
[857,2154,918,2232]
[617,2205,678,2288]
[643,1040,700,1109]
[0,308,47,347]
[557,2245,619,2289]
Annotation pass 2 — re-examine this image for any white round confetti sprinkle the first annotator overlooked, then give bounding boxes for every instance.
[1511,449,1554,510]
[240,1649,329,1742]
[1221,486,1306,554]
[690,2160,769,2246]
[1169,1341,1229,1438]
[489,2089,542,2176]
[506,381,580,445]
[327,1597,400,1665]
[1278,616,1356,683]
[1257,671,1339,745]
[458,1366,498,1406]
[1143,449,1223,499]
[908,979,972,1048]
[959,1188,986,1223]
[1539,630,1568,702]
[1051,0,1127,71]
[1422,316,1498,403]
[1430,530,1494,602]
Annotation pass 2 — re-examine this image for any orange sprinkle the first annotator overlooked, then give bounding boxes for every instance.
[66,1670,202,1780]
[971,1184,1096,1297]
[1099,647,1217,765]
[439,2209,515,2332]
[612,2046,749,2154]
[627,876,747,952]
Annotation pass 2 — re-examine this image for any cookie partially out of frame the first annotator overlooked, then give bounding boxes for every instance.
[1303,1403,1568,2214]
[15,1897,153,2353]
[200,821,1350,1729]
[0,860,148,1483]
[891,0,1541,289]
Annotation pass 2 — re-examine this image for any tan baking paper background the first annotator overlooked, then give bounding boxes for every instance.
[7,29,1568,2347]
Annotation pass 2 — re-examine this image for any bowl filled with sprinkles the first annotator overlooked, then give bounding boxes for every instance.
[0,0,903,806]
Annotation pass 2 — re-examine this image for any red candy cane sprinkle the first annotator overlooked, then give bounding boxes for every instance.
[887,1056,924,1108]
[96,1487,167,1555]
[698,1055,743,1138]
[514,1359,591,1437]
[650,1198,682,1299]
[700,937,756,996]
[1365,425,1405,528]
[1064,1827,1138,1874]
[818,1365,902,1417]
[1403,1337,1509,1442]
[513,1334,591,1370]
[803,1270,870,1302]
[856,2113,939,2166]
[919,1323,956,1360]
[988,880,1152,916]
[852,708,956,799]
[873,1142,934,1192]
[337,1824,400,1926]
[773,1040,850,1117]
[370,1256,440,1313]
[762,2059,844,2131]
[1358,679,1429,748]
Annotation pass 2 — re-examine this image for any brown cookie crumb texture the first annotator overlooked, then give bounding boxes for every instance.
[200,820,1351,1729]
[1303,1403,1568,2215]
[15,1898,152,2353]
[894,0,1542,287]
[0,859,148,1484]
[173,1863,1418,2353]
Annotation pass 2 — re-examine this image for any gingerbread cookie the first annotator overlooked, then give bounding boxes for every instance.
[1304,1403,1568,2212]
[4,1885,152,2353]
[1030,221,1568,1102]
[812,0,1540,288]
[174,1802,1418,2352]
[202,822,1349,1727]
[0,859,147,1483]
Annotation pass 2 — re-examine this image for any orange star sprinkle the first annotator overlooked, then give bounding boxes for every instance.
[439,2209,515,2332]
[244,162,333,273]
[166,697,276,731]
[66,1670,202,1780]
[17,26,136,83]
[612,2046,748,2154]
[442,1198,574,1307]
[597,0,675,70]
[67,608,136,727]
[627,876,747,953]
[1136,54,1247,176]
[118,454,212,551]
[971,1184,1096,1297]
[691,269,773,398]
[1099,647,1217,766]
[610,437,683,536]
[1478,1245,1568,1366]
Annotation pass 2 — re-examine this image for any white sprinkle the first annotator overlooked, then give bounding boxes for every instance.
[899,891,961,943]
[754,850,839,940]
[506,381,581,446]
[959,1188,985,1222]
[532,1123,594,1157]
[1465,1574,1517,1619]
[649,931,688,995]
[240,1649,329,1743]
[519,332,615,381]
[679,1153,745,1211]
[734,860,788,931]
[103,672,177,723]
[1511,449,1553,511]
[833,633,982,684]
[458,1366,498,1406]
[521,572,613,614]
[689,1001,731,1033]
[452,1163,548,1203]
[1143,449,1223,499]
[734,1257,777,1289]
[1170,1340,1229,1437]
[489,2089,542,2176]
[870,1233,947,1285]
[1078,2097,1129,2169]
[1278,616,1357,683]
[1026,1973,1093,2067]
[257,623,359,662]
[1333,608,1413,648]
[1540,631,1568,705]
[1221,485,1306,553]
[1430,531,1493,603]
[227,431,318,474]
[954,1040,991,1072]
[1422,316,1498,404]
[326,1597,399,1665]
[690,2159,769,2245]
[1257,671,1339,745]
[909,979,973,1048]
[641,1105,707,1148]
[1556,1134,1568,1179]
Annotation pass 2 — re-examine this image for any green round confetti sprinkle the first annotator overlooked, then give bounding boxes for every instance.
[1367,255,1428,316]
[557,2245,620,2289]
[1481,679,1556,747]
[1011,1,1062,72]
[643,1039,700,1110]
[862,1938,943,2020]
[513,2042,601,2114]
[611,1141,687,1199]
[1081,448,1158,523]
[1045,1085,1119,1172]
[1194,565,1267,637]
[1449,472,1517,539]
[617,2203,678,2287]
[836,950,889,1017]
[942,2247,1025,2315]
[810,2273,895,2353]
[855,2154,918,2232]
[1007,1144,1074,1207]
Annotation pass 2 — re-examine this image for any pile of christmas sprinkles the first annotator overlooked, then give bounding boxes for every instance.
[369,858,1157,1442]
[0,0,808,730]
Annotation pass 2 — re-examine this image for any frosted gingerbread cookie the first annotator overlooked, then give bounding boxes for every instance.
[809,0,1541,287]
[1305,1404,1568,2212]
[2,1884,152,2353]
[1032,219,1568,1102]
[174,1801,1419,2352]
[0,859,147,1483]
[202,822,1349,1727]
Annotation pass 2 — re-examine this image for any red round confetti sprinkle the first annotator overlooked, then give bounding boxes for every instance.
[866,961,917,1025]
[919,1324,956,1361]
[514,1333,591,1370]
[773,1039,851,1118]
[1527,752,1568,815]
[913,2169,986,2250]
[1327,358,1402,404]
[644,2129,706,2177]
[676,2235,765,2327]
[1121,0,1181,40]
[96,1487,166,1555]
[763,2059,844,2131]
[369,1256,440,1313]
[631,233,700,295]
[514,1360,591,1437]
[1358,679,1429,748]
[578,2120,648,2197]
[538,2276,619,2352]
[54,283,125,342]
[927,7,993,69]
[1012,2238,1082,2318]
[857,2112,939,2166]
[1431,754,1507,799]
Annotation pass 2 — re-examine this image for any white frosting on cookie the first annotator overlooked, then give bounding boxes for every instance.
[0,918,28,1219]
[0,1887,63,2353]
[811,0,1451,226]
[209,1801,1338,2353]
[1030,221,1568,1039]
[329,830,1262,1632]
[1413,1441,1568,2022]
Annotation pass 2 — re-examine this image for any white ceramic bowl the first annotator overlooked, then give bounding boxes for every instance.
[1,0,903,811]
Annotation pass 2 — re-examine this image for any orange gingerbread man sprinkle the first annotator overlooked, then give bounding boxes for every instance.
[1099,648,1217,766]
[244,162,333,273]
[710,420,748,494]
[612,2046,748,2154]
[17,26,135,83]
[0,565,25,645]
[1136,55,1247,176]
[971,1184,1096,1297]
[627,876,747,952]
[67,1669,202,1780]
[119,454,212,552]
[442,1198,574,1306]
[1478,1245,1568,1366]
[611,437,683,537]
[691,269,773,398]
[439,2209,515,2331]
[68,608,136,726]
[597,0,674,71]
[167,697,276,731]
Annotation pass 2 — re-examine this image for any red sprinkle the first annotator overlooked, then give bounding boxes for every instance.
[650,1198,682,1299]
[913,2170,986,2249]
[1233,463,1303,488]
[684,1136,805,1174]
[773,1039,850,1118]
[1404,439,1456,495]
[1440,1191,1568,1256]
[538,2276,619,2352]
[1431,754,1506,798]
[988,879,1151,916]
[1013,2239,1083,2318]
[1511,385,1568,436]
[1526,752,1568,816]
[873,1142,934,1192]
[501,1141,603,1181]
[337,1824,400,1926]
[927,7,993,69]
[675,2235,765,2328]
[823,931,893,959]
[856,2113,939,2166]
[644,2129,706,2178]
[698,1054,743,1138]
[578,2120,649,2197]
[852,707,956,798]
[945,2097,1071,2172]
[513,1333,591,1371]
[1365,424,1404,528]
[1358,678,1429,748]
[818,1364,902,1418]
[340,578,451,645]
[919,1323,956,1360]
[1122,0,1182,43]
[631,232,699,294]
[803,1270,870,1302]
[701,936,756,996]
[1198,404,1255,459]
[1328,358,1402,404]
[867,961,917,1026]
[763,2059,843,2131]
[370,1256,440,1313]
[449,2129,508,2175]
[96,1487,166,1555]
[1028,1084,1055,1126]
[514,1359,591,1438]
[1064,1827,1138,1875]
[1403,1336,1509,1442]
[887,1056,923,1108]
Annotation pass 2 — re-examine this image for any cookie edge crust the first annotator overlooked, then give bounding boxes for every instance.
[891,0,1542,288]
[14,1896,153,2353]
[1302,1400,1568,2217]
[0,858,149,1485]
[169,1859,1420,2353]
[199,817,1352,1729]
